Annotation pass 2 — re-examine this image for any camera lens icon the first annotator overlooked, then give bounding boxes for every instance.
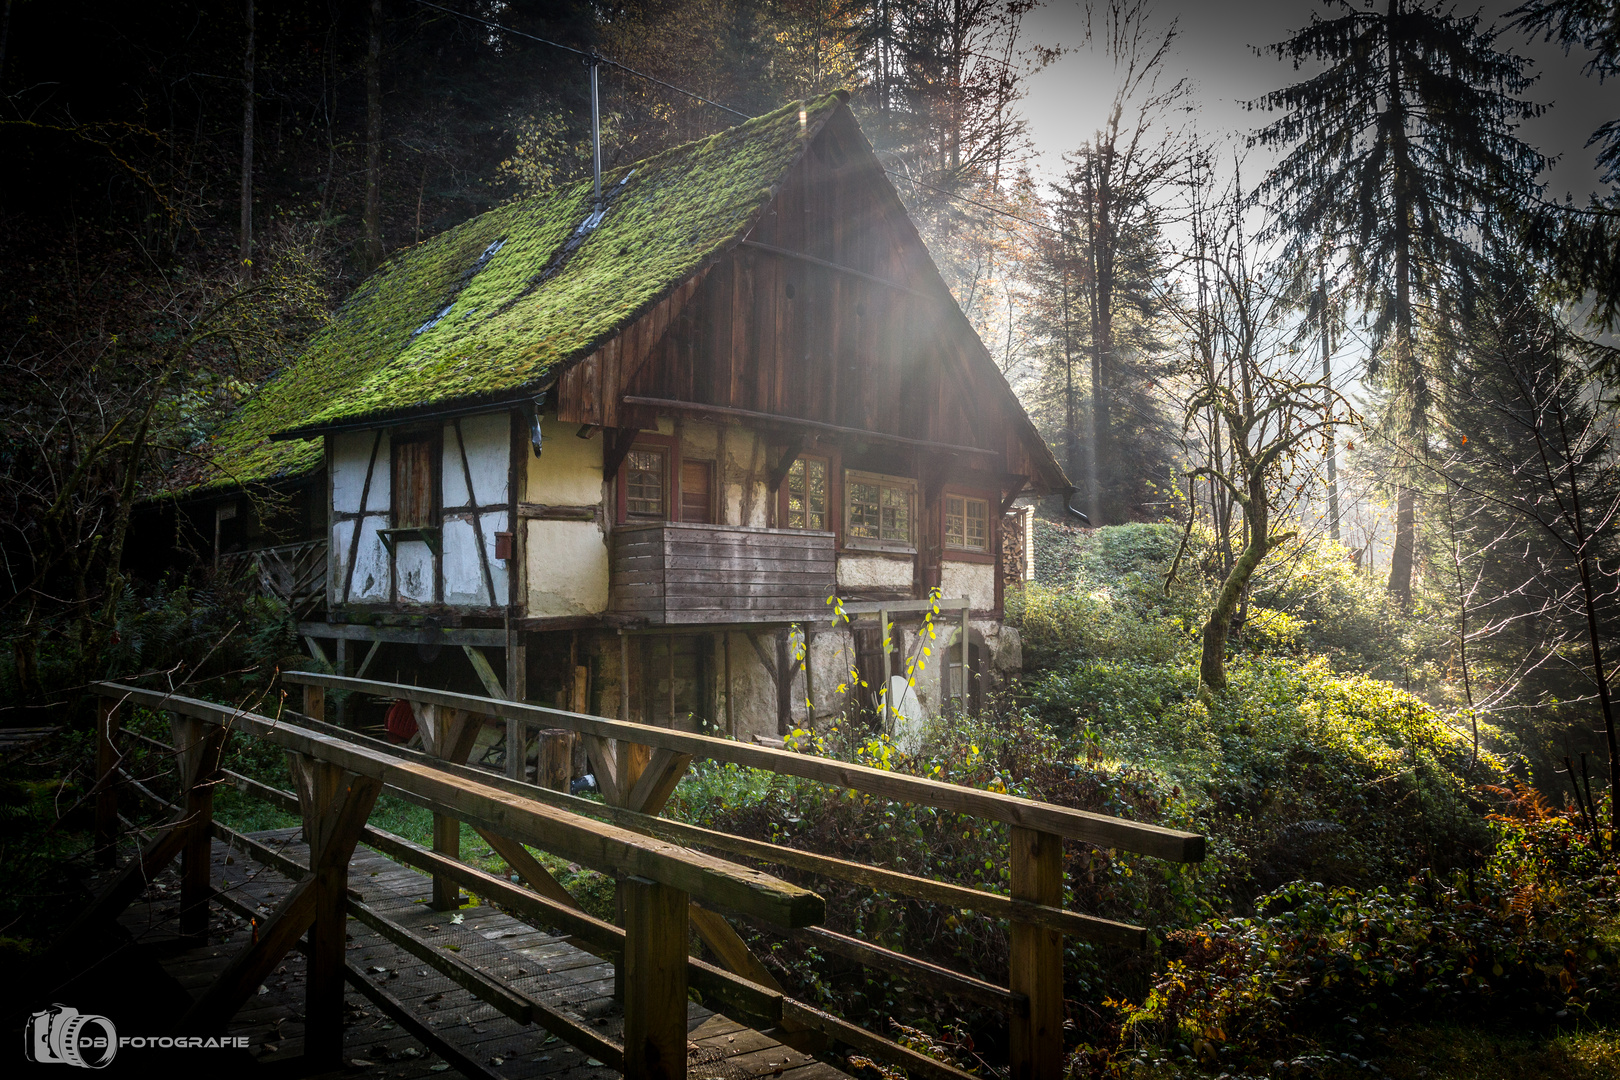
[25,1005,118,1068]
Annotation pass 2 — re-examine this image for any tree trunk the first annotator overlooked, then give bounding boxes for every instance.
[362,0,383,270]
[1200,527,1272,692]
[239,0,255,276]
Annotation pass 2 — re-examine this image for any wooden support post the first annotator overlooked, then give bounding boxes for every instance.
[667,635,677,727]
[419,704,473,910]
[94,695,120,867]
[619,632,631,722]
[776,630,791,736]
[537,729,574,791]
[960,604,970,713]
[622,876,689,1080]
[879,609,891,730]
[172,715,227,940]
[334,638,348,725]
[303,682,325,723]
[1009,827,1063,1080]
[723,632,734,737]
[305,761,383,1068]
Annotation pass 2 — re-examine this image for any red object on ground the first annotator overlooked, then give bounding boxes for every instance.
[384,698,418,743]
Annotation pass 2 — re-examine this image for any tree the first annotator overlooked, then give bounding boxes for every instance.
[1509,1,1620,329]
[1170,183,1357,692]
[1414,274,1620,847]
[1041,0,1184,525]
[1252,0,1546,605]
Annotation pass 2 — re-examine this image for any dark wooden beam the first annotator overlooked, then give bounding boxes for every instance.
[603,425,639,480]
[766,435,806,493]
[621,396,1003,460]
[740,240,931,302]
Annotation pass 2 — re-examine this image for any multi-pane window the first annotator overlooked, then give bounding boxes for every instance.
[945,494,990,552]
[785,457,828,530]
[845,472,914,548]
[625,448,667,517]
[392,436,436,528]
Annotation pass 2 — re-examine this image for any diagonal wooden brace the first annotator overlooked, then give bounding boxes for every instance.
[183,756,380,1060]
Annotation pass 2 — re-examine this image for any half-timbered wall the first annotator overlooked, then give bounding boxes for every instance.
[327,414,510,613]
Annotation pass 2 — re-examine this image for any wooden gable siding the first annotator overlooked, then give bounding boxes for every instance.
[554,274,707,430]
[556,106,1061,492]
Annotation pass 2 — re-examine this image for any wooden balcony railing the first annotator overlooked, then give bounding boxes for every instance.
[611,522,835,625]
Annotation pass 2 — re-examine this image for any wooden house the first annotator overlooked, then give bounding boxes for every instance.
[171,91,1067,747]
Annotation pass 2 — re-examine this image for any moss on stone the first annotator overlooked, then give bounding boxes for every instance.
[184,92,847,494]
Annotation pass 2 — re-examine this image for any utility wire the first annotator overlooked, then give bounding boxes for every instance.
[414,1,1063,239]
[409,0,753,120]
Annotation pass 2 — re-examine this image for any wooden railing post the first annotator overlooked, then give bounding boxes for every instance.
[94,695,121,867]
[303,760,383,1067]
[1010,827,1063,1080]
[420,704,469,910]
[303,682,325,723]
[172,715,228,941]
[622,875,689,1080]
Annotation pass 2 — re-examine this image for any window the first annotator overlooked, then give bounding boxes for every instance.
[845,471,915,549]
[785,457,829,531]
[392,436,436,527]
[625,448,667,518]
[945,494,990,552]
[680,460,714,523]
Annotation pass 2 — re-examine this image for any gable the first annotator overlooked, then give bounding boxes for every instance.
[557,107,1068,494]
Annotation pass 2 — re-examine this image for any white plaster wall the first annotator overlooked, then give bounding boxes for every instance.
[395,539,434,603]
[349,518,390,601]
[442,518,482,604]
[719,629,780,742]
[526,414,603,505]
[443,413,509,508]
[940,561,996,610]
[526,520,609,616]
[837,553,913,591]
[331,430,390,514]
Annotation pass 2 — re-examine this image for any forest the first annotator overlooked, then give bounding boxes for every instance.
[3,0,1620,1077]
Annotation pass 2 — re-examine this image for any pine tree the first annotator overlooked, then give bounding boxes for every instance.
[1252,0,1545,605]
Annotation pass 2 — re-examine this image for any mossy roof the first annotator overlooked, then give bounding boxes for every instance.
[179,92,848,495]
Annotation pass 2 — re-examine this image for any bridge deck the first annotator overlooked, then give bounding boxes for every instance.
[110,828,843,1080]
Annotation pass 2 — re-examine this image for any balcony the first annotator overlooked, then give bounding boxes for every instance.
[610,523,836,625]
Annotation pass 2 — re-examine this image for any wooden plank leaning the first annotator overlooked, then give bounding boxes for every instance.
[279,671,1205,863]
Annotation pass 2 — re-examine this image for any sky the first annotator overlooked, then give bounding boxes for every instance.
[1017,0,1615,203]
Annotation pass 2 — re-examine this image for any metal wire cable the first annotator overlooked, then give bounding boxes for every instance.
[409,0,753,120]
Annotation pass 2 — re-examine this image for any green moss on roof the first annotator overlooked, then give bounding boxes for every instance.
[184,92,847,494]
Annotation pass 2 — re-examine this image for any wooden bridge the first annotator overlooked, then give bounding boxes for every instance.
[46,672,1204,1079]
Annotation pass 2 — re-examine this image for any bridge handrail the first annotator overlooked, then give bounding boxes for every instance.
[91,680,823,928]
[280,670,1205,863]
